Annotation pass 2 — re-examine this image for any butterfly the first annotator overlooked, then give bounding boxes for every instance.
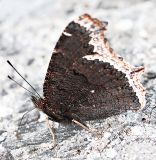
[8,14,145,146]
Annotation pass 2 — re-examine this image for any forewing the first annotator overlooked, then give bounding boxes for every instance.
[43,14,145,121]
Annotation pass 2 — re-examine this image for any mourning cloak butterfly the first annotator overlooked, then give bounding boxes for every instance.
[9,14,145,139]
[32,14,145,127]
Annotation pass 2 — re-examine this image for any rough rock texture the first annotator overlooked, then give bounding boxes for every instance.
[0,0,156,159]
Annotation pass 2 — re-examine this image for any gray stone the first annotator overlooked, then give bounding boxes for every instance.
[0,0,156,159]
[0,145,14,160]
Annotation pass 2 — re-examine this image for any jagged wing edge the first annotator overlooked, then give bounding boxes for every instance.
[75,14,146,108]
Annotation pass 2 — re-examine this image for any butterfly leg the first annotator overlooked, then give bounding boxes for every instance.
[45,116,57,148]
[72,119,95,133]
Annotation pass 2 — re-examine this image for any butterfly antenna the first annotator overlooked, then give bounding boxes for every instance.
[8,75,37,97]
[8,76,38,129]
[7,60,42,98]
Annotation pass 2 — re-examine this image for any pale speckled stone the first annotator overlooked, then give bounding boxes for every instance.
[0,0,156,160]
[106,148,117,159]
[0,145,14,160]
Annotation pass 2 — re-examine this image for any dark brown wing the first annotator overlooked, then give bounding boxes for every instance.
[43,14,145,121]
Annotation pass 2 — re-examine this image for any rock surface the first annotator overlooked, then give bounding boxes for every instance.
[0,0,156,159]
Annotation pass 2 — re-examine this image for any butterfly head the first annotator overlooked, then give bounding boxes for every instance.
[31,95,44,111]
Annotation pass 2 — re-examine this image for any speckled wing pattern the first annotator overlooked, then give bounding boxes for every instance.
[43,14,145,121]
